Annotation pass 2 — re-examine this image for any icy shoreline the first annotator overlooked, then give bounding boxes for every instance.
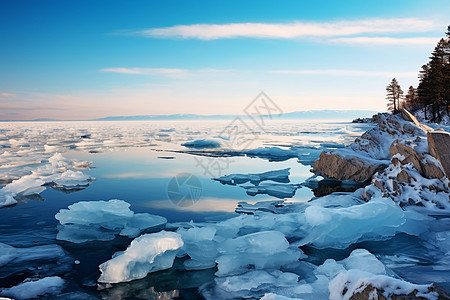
[0,116,449,299]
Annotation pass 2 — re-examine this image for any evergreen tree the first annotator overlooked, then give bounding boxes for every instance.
[404,85,419,109]
[417,27,450,122]
[386,78,403,114]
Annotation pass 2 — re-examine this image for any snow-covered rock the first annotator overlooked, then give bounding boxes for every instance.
[313,113,427,182]
[329,270,440,300]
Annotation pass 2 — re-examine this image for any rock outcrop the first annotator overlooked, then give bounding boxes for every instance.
[427,131,450,178]
[313,113,425,182]
[349,283,449,300]
[313,109,449,209]
[400,108,433,132]
[313,151,386,182]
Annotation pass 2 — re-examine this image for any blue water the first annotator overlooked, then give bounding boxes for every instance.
[0,120,385,298]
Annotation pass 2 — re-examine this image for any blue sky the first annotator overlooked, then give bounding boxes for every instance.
[0,0,449,120]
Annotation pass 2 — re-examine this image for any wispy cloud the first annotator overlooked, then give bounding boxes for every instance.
[0,93,16,97]
[132,18,440,40]
[331,37,441,45]
[100,68,233,78]
[270,69,418,77]
[100,68,189,78]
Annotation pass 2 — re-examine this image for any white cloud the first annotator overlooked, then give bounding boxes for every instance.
[331,37,441,45]
[99,68,233,78]
[134,18,440,40]
[0,93,16,97]
[270,69,418,77]
[100,68,189,78]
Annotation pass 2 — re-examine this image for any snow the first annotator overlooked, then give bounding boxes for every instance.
[0,276,65,300]
[55,199,167,243]
[98,231,183,283]
[329,270,437,300]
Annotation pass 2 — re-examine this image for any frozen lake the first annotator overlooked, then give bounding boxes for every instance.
[1,119,448,299]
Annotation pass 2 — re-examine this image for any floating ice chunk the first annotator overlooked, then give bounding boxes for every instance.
[0,153,93,207]
[244,183,299,198]
[261,293,303,300]
[202,270,299,300]
[235,200,288,214]
[0,191,17,208]
[214,168,290,185]
[299,197,427,249]
[215,231,304,276]
[55,199,167,243]
[46,170,92,190]
[56,199,133,228]
[2,175,46,196]
[120,213,167,238]
[0,242,67,268]
[182,139,221,149]
[56,224,118,243]
[179,227,218,270]
[342,249,386,275]
[244,147,298,162]
[328,269,436,300]
[98,231,183,283]
[0,276,65,300]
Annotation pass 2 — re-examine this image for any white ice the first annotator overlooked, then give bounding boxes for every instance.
[181,139,221,149]
[98,231,183,283]
[214,168,290,185]
[55,199,167,243]
[0,276,65,300]
[0,153,93,208]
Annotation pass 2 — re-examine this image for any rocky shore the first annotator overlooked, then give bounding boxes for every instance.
[312,108,450,299]
[313,109,449,210]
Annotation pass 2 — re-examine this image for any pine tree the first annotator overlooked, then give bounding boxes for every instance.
[417,29,450,122]
[386,78,403,114]
[404,86,419,109]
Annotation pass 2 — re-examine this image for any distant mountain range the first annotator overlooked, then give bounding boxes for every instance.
[1,110,378,122]
[93,110,378,121]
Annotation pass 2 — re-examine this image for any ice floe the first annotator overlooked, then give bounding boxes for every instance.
[0,153,93,208]
[55,199,167,243]
[0,276,65,300]
[98,231,183,283]
[214,168,290,185]
[214,168,301,199]
[182,139,221,149]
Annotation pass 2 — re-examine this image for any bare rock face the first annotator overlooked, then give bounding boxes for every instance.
[389,141,423,174]
[312,152,387,182]
[422,161,445,179]
[427,131,450,178]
